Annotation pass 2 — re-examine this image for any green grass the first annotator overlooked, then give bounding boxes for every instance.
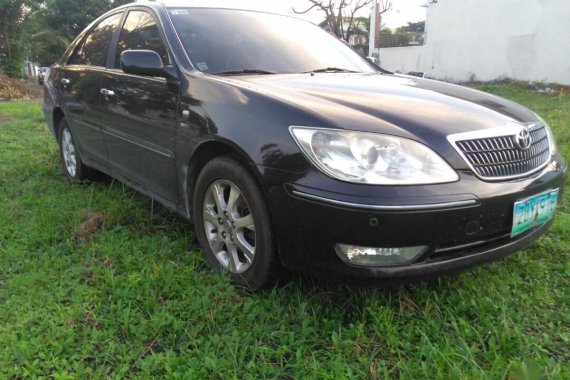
[0,83,569,379]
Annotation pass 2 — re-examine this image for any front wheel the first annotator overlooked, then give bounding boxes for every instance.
[193,157,279,289]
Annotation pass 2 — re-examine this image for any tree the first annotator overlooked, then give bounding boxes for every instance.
[381,26,410,47]
[391,21,425,48]
[401,21,425,33]
[29,29,70,66]
[0,0,43,76]
[33,0,133,67]
[31,0,122,66]
[0,0,133,76]
[40,0,129,41]
[293,0,373,42]
[293,1,392,55]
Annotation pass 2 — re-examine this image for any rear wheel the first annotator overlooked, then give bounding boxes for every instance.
[57,118,97,183]
[193,157,278,289]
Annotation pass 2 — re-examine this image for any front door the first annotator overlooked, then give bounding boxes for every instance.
[101,9,180,203]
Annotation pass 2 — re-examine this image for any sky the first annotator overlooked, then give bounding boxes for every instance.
[235,0,428,29]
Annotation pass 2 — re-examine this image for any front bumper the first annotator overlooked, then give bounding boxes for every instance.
[260,154,567,280]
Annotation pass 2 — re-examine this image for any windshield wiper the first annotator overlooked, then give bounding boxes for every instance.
[213,69,277,76]
[305,67,358,74]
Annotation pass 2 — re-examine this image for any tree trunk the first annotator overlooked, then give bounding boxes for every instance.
[1,24,13,62]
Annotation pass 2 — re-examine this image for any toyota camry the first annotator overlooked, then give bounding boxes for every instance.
[43,1,567,288]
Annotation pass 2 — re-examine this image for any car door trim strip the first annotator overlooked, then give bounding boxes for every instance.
[102,127,174,159]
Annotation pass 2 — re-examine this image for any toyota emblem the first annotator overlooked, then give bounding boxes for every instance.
[515,128,532,151]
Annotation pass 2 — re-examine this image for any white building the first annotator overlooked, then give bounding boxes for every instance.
[378,0,570,85]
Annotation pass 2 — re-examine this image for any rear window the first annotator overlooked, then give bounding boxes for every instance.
[68,13,123,66]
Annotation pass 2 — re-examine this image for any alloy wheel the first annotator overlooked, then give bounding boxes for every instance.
[202,179,256,274]
[61,128,77,177]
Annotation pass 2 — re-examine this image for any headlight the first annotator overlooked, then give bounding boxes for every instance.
[289,126,459,185]
[535,114,558,155]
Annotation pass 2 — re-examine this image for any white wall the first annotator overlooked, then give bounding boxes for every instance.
[377,46,425,74]
[378,0,570,85]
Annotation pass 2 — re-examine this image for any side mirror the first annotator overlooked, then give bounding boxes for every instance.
[121,50,165,77]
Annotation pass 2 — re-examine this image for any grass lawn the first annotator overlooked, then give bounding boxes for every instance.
[0,83,568,379]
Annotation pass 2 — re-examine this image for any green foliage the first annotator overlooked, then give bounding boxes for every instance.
[0,84,569,378]
[27,29,69,66]
[31,0,132,66]
[41,0,129,41]
[0,0,42,76]
[379,28,411,47]
[401,21,425,33]
[0,0,133,75]
[395,26,407,34]
[353,16,370,33]
[384,22,425,48]
[0,50,24,77]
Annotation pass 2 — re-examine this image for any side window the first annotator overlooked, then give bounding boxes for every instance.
[114,11,169,69]
[68,13,122,66]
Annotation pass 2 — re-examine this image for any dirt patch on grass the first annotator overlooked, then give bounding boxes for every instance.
[74,212,106,243]
[0,74,43,101]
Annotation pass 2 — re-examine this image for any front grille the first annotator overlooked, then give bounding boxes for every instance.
[450,124,551,180]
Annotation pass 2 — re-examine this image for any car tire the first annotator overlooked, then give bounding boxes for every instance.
[57,118,96,183]
[193,156,279,289]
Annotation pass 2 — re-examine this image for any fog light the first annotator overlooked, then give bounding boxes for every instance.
[335,244,428,267]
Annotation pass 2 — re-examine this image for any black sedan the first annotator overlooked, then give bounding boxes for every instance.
[43,2,567,288]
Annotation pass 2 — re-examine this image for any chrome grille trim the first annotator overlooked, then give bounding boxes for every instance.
[447,123,551,181]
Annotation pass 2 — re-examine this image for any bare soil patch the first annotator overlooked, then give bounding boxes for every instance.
[74,212,106,243]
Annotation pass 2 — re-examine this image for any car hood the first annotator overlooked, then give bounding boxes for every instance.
[231,73,538,142]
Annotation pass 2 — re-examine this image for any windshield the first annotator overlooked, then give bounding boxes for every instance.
[168,8,376,75]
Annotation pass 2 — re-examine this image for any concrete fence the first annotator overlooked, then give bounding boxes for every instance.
[377,0,570,85]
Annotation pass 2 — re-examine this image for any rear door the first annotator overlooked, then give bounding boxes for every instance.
[101,9,180,203]
[59,12,123,165]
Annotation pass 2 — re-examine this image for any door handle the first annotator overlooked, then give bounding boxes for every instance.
[61,78,71,86]
[100,89,116,96]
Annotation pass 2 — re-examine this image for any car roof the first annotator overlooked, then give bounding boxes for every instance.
[127,0,283,14]
[155,0,237,6]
